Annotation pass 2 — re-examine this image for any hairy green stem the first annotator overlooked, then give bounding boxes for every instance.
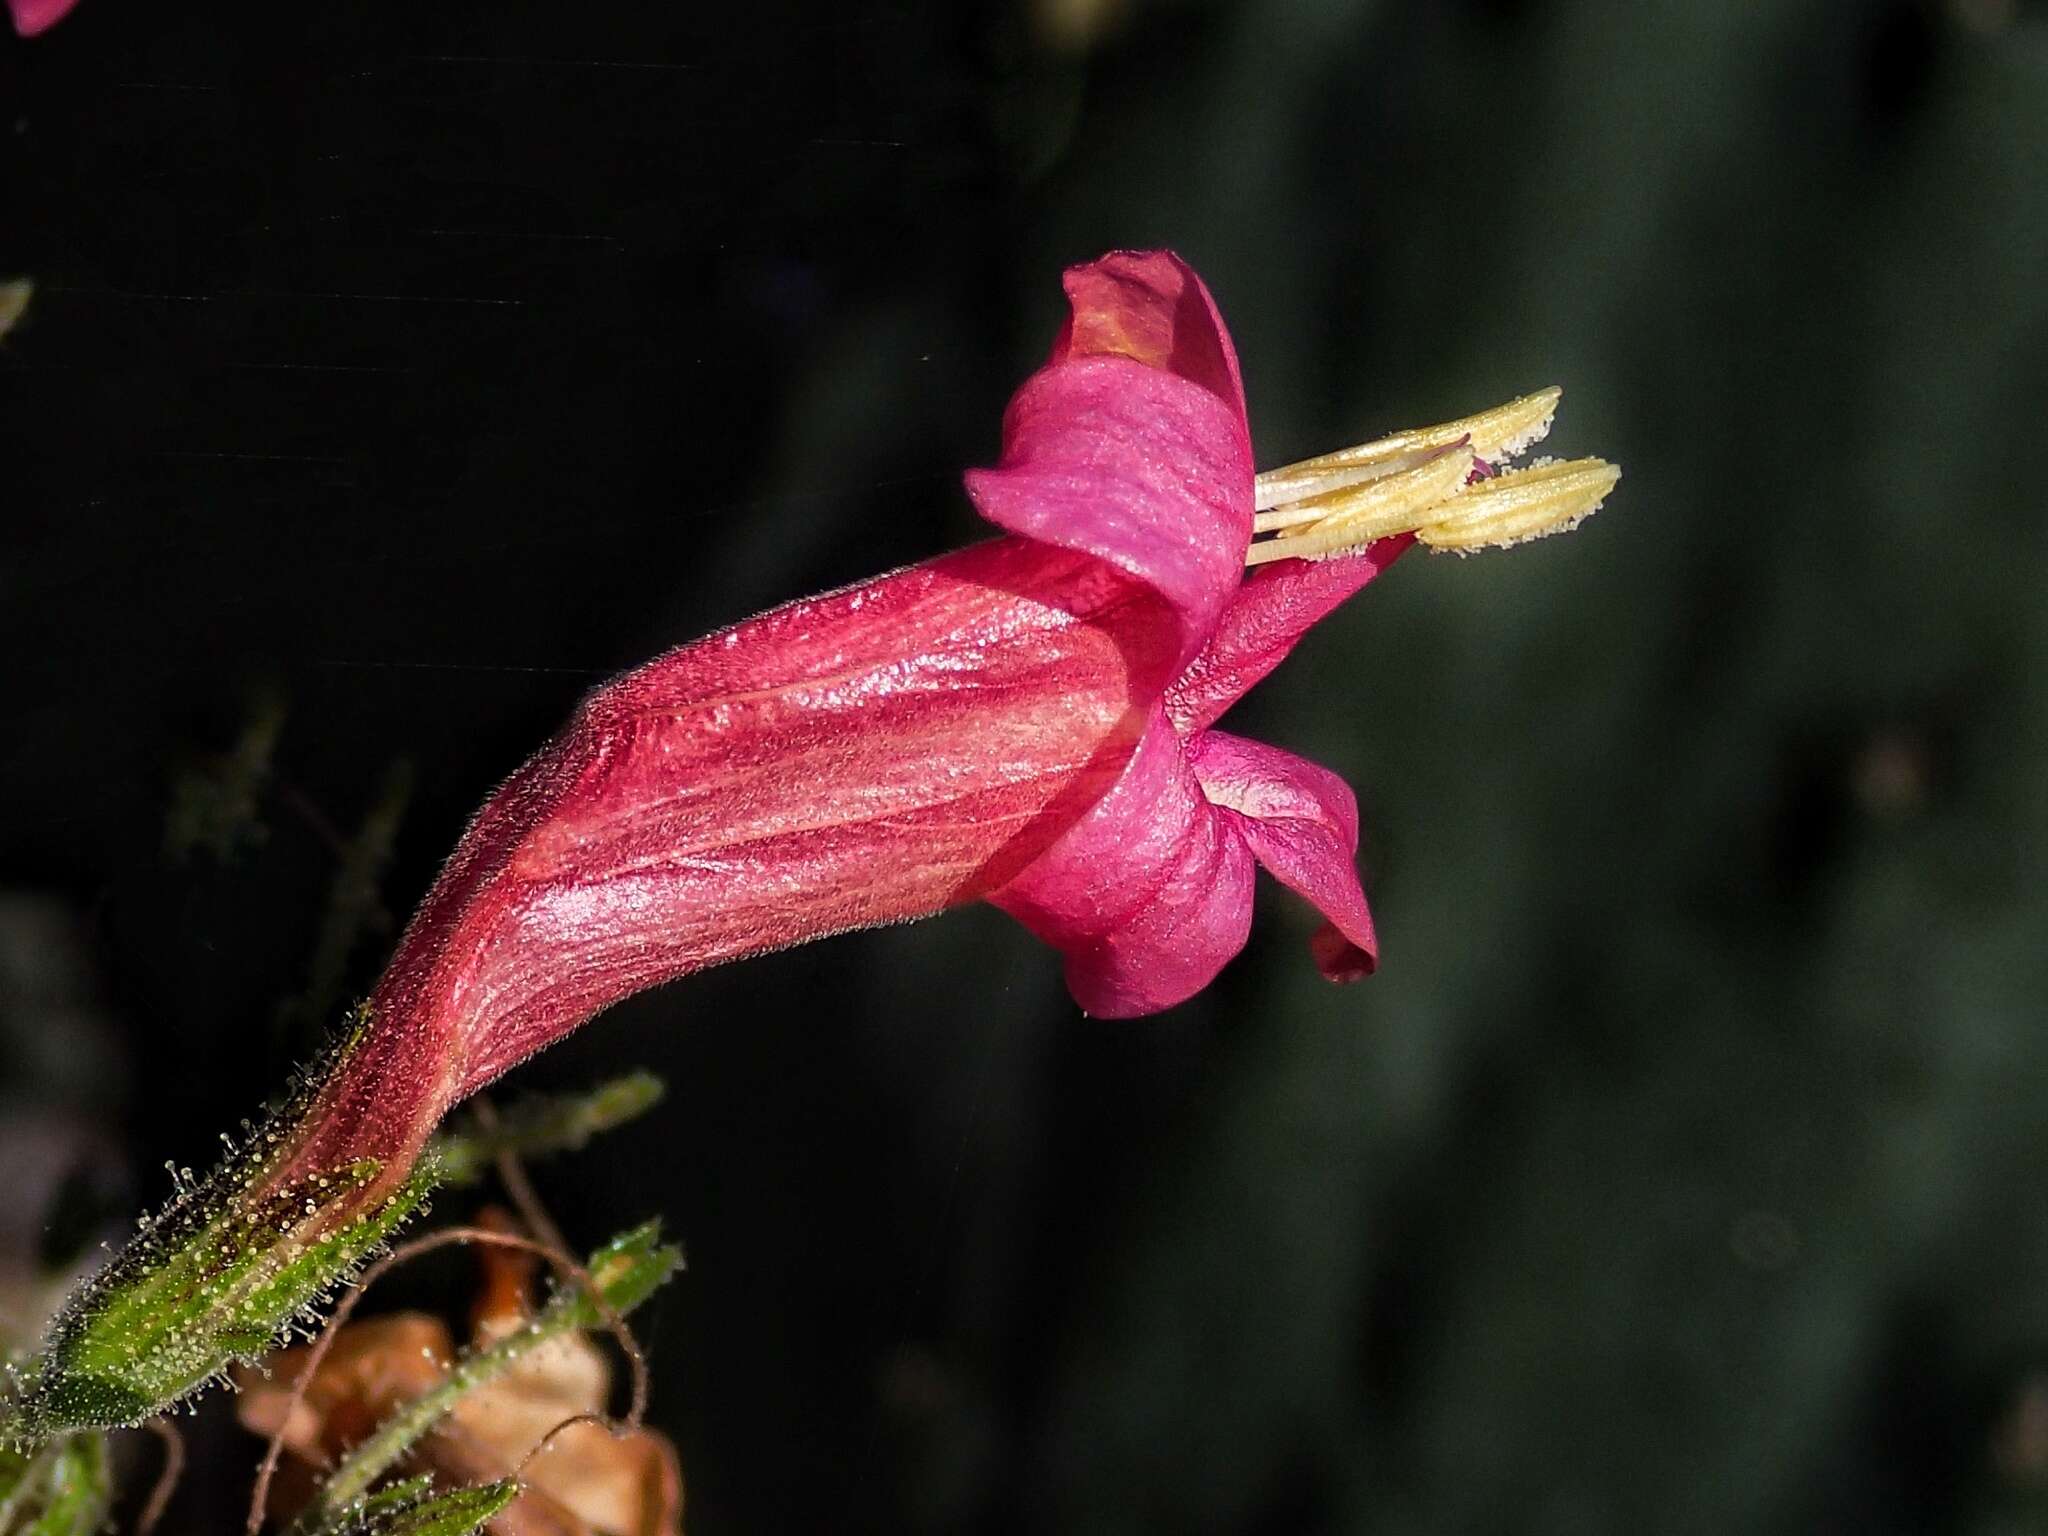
[8,1065,664,1448]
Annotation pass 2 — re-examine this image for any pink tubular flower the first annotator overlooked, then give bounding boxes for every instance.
[278,249,1620,1195]
[22,251,1619,1436]
[8,0,79,36]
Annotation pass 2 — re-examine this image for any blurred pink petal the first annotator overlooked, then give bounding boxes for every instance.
[9,0,79,36]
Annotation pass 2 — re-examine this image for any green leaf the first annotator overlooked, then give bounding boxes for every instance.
[429,1071,666,1186]
[164,687,285,864]
[298,1475,519,1536]
[551,1219,684,1328]
[278,759,414,1043]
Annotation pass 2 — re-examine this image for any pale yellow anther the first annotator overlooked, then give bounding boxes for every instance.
[1416,458,1621,552]
[1253,387,1560,511]
[1244,386,1616,567]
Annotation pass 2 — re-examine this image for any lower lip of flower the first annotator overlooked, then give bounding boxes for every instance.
[1244,386,1621,564]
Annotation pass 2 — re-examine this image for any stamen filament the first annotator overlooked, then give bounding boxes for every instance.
[1253,387,1560,511]
[1252,443,1469,533]
[1261,445,1477,559]
[1255,442,1459,514]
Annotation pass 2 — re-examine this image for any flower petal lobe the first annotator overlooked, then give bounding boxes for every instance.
[1051,249,1247,418]
[1189,730,1378,981]
[990,711,1258,1017]
[1167,535,1411,733]
[965,252,1254,667]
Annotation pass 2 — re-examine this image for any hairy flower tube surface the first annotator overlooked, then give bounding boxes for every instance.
[15,250,1618,1435]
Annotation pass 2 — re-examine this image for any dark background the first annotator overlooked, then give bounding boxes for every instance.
[4,1,2047,1531]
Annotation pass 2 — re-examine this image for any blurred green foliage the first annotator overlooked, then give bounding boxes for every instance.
[0,1433,108,1536]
